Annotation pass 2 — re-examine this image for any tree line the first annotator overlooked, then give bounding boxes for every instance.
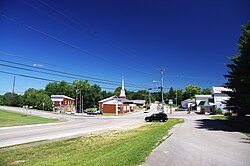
[0,79,211,111]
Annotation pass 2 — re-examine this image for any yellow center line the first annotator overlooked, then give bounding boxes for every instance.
[0,122,98,135]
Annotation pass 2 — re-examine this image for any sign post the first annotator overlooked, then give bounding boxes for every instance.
[168,99,173,114]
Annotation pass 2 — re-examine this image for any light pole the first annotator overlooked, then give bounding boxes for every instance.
[148,88,152,105]
[176,89,178,106]
[153,68,166,113]
[160,68,165,112]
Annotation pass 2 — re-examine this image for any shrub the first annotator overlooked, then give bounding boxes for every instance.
[224,111,232,116]
[216,108,222,114]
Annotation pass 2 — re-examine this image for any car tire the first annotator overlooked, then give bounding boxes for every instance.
[160,119,164,122]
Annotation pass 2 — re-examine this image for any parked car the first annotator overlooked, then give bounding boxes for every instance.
[87,110,101,115]
[145,113,168,122]
[175,107,188,111]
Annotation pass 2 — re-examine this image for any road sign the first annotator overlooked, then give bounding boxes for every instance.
[168,99,173,105]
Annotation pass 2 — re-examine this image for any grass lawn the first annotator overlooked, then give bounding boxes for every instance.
[211,115,250,137]
[0,109,60,127]
[0,118,183,166]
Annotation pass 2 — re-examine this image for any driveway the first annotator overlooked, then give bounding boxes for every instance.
[143,112,250,166]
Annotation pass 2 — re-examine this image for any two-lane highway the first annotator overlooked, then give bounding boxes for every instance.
[0,105,156,147]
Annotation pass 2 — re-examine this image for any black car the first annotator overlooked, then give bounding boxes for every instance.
[86,110,98,115]
[145,113,168,122]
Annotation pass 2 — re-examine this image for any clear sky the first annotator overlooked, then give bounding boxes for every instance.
[0,0,250,94]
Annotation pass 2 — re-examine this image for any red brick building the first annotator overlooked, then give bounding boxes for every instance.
[51,95,75,112]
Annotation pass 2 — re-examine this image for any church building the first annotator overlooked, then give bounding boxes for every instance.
[98,78,136,115]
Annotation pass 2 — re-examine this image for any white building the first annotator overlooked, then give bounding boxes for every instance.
[212,86,232,113]
[195,95,213,112]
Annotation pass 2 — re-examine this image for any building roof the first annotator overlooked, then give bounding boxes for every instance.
[195,95,213,100]
[98,95,117,103]
[130,100,146,105]
[198,100,215,106]
[51,95,75,100]
[99,96,134,104]
[212,86,232,93]
[213,93,230,97]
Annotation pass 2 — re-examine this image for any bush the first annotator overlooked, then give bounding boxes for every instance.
[224,111,232,116]
[216,108,222,114]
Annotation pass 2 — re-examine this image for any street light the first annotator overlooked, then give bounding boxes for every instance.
[148,88,152,105]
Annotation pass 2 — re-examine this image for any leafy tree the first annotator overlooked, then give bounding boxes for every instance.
[168,87,176,100]
[114,86,122,97]
[23,88,38,106]
[45,81,73,97]
[225,20,250,115]
[2,92,23,107]
[176,89,184,105]
[100,91,113,99]
[183,85,201,99]
[131,90,147,100]
[36,93,53,111]
[0,95,4,105]
[23,88,53,111]
[202,88,212,95]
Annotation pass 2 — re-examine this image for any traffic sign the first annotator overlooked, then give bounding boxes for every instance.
[168,99,173,105]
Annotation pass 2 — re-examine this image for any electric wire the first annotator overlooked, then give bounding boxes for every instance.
[0,63,148,89]
[0,12,155,76]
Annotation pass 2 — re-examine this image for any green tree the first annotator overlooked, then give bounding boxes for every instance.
[2,92,23,107]
[202,88,212,95]
[176,89,184,105]
[114,86,122,96]
[0,95,4,105]
[45,81,73,97]
[131,90,147,100]
[225,20,250,116]
[23,88,53,111]
[23,88,38,106]
[36,93,53,111]
[168,87,175,100]
[183,85,201,99]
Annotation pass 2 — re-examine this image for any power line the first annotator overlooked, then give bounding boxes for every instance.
[0,63,148,89]
[0,12,155,76]
[0,55,151,88]
[35,0,161,70]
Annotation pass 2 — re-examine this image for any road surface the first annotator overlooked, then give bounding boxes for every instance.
[0,105,156,147]
[143,112,250,166]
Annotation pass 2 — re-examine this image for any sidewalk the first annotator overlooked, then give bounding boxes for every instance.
[142,112,250,166]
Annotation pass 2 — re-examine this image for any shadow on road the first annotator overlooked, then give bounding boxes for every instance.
[195,119,234,132]
[195,118,250,144]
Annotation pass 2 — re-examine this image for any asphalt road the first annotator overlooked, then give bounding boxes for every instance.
[143,112,250,166]
[0,105,155,147]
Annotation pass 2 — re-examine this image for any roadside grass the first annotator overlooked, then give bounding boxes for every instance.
[0,109,61,127]
[0,118,183,166]
[211,115,250,137]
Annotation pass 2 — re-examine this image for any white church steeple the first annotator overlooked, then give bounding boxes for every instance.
[119,77,126,98]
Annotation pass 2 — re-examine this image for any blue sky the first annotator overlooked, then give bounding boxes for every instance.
[0,0,250,94]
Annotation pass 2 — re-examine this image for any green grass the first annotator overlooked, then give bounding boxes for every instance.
[0,118,183,166]
[211,115,250,137]
[0,109,61,127]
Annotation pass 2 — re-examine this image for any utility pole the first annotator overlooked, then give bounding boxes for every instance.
[176,90,178,106]
[82,95,84,112]
[80,89,82,113]
[12,76,16,93]
[148,88,152,105]
[160,68,165,112]
[75,89,78,113]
